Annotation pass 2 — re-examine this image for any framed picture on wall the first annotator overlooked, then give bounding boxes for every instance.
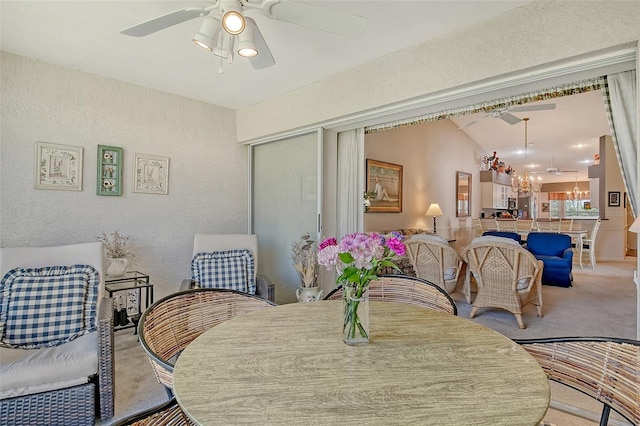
[608,191,621,207]
[97,145,123,196]
[133,153,169,195]
[541,203,549,213]
[365,159,403,213]
[34,142,83,191]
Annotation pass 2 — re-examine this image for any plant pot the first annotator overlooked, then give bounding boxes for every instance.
[107,257,129,277]
[296,286,323,303]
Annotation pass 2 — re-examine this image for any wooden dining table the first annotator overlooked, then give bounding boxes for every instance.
[173,301,550,425]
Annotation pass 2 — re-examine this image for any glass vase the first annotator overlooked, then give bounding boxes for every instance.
[342,281,369,345]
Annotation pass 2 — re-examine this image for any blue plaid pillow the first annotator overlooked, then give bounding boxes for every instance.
[0,265,99,349]
[191,250,256,294]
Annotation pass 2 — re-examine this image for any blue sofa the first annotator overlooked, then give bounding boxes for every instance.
[482,231,522,244]
[526,232,573,287]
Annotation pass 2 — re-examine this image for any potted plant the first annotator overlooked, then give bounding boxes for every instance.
[96,231,135,277]
[291,234,322,302]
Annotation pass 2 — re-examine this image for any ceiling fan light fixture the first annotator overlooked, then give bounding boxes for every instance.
[192,17,220,51]
[212,31,235,62]
[221,0,245,35]
[237,22,257,57]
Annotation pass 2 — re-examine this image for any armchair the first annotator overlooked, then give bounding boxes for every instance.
[461,236,543,329]
[526,232,573,287]
[482,231,522,244]
[0,242,114,424]
[404,234,468,303]
[180,234,275,302]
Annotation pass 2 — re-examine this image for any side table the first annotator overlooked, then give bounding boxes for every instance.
[105,271,154,333]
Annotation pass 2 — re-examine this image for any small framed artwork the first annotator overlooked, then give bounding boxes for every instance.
[583,201,591,210]
[366,159,403,213]
[34,142,83,191]
[97,145,123,196]
[608,191,621,207]
[133,153,169,195]
[541,203,549,213]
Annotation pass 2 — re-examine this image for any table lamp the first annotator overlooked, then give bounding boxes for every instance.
[425,203,443,234]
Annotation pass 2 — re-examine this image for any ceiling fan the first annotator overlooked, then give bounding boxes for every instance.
[458,103,556,129]
[530,156,578,175]
[120,0,368,70]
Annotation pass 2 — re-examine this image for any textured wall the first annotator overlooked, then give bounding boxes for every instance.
[364,119,483,234]
[1,52,245,300]
[237,1,640,142]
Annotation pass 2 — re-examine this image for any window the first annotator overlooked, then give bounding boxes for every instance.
[549,199,599,218]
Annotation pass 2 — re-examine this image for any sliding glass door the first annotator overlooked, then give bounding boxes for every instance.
[250,131,321,304]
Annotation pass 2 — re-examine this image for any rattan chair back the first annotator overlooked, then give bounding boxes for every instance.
[496,219,517,231]
[516,219,534,231]
[472,219,483,237]
[460,238,543,329]
[324,275,457,315]
[404,237,468,302]
[138,288,275,391]
[559,218,574,231]
[514,337,639,425]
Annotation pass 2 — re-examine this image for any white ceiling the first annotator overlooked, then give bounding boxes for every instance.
[0,1,528,109]
[1,1,610,184]
[450,90,610,184]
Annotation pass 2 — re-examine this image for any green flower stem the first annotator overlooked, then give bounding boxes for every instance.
[344,284,367,339]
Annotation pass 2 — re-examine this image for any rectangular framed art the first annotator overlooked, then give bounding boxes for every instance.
[34,142,83,191]
[366,159,403,213]
[97,145,123,196]
[608,191,621,207]
[133,153,169,195]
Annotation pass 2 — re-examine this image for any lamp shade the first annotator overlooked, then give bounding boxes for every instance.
[630,216,640,233]
[425,203,443,217]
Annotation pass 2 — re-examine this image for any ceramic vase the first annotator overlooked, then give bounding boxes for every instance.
[296,286,324,303]
[107,257,129,277]
[342,282,369,345]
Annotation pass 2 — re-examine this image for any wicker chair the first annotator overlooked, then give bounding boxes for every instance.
[113,398,194,426]
[324,275,457,316]
[0,242,114,424]
[404,235,469,303]
[138,288,275,397]
[495,219,517,231]
[461,236,543,329]
[514,337,639,426]
[472,218,483,237]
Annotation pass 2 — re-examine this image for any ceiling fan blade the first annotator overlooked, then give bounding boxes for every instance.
[500,112,522,125]
[510,103,556,112]
[559,169,579,173]
[262,0,368,38]
[121,8,208,37]
[247,18,275,69]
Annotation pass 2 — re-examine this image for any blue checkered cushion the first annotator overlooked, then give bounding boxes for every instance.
[0,265,99,349]
[191,250,256,294]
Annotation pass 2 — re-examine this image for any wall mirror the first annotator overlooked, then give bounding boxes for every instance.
[456,171,471,217]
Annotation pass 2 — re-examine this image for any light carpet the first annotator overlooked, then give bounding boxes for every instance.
[100,258,638,425]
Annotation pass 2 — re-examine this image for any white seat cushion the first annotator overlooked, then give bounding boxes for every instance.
[0,331,97,399]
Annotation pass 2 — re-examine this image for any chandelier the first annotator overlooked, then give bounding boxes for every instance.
[511,118,540,194]
[568,176,590,200]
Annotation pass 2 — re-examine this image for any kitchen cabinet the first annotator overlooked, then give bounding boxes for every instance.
[481,182,511,209]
